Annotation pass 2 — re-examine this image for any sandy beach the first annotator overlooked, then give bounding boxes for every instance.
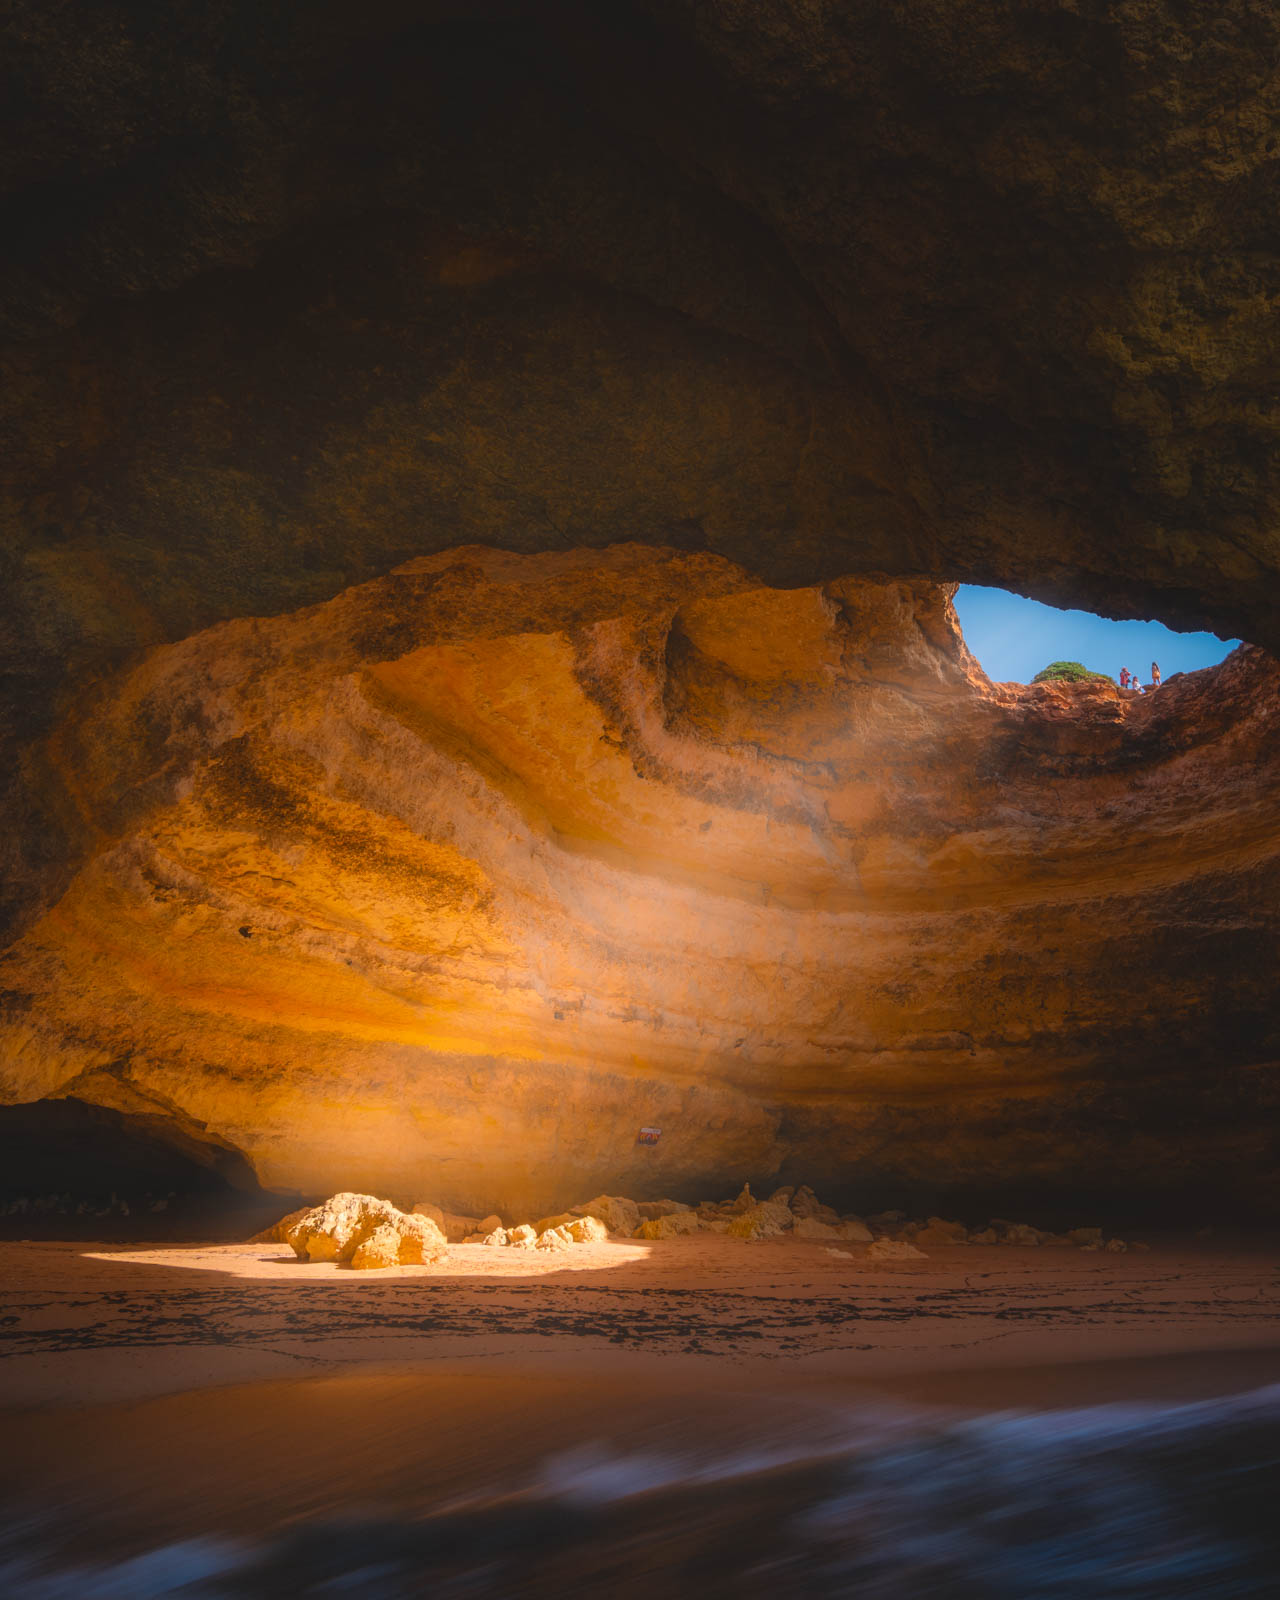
[6,1232,1279,1407]
[1,1230,1277,1570]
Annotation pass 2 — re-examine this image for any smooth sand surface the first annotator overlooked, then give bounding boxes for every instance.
[3,1232,1279,1406]
[2,1233,1278,1557]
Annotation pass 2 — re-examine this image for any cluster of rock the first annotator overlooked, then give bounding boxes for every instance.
[625,1184,877,1243]
[881,1214,1146,1253]
[263,1185,1146,1269]
[399,1184,878,1250]
[414,1193,632,1251]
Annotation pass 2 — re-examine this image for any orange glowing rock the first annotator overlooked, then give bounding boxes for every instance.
[284,1192,448,1269]
[0,547,1277,1219]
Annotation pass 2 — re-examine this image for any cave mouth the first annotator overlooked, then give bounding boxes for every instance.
[0,1097,304,1242]
[953,585,1243,688]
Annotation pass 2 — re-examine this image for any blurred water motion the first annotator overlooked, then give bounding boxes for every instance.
[3,1385,1278,1598]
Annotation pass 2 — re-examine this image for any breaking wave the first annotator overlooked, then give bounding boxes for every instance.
[3,1385,1279,1597]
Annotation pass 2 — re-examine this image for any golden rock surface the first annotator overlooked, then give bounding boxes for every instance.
[1,546,1277,1216]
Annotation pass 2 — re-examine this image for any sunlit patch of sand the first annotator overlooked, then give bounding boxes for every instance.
[80,1239,652,1279]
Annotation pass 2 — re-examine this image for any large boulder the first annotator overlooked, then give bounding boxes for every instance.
[440,1211,483,1243]
[635,1211,705,1240]
[793,1216,839,1240]
[533,1211,579,1234]
[563,1215,608,1244]
[1068,1227,1103,1247]
[636,1199,692,1221]
[788,1187,841,1226]
[248,1205,312,1244]
[995,1221,1046,1247]
[409,1201,482,1242]
[909,1217,970,1247]
[349,1224,404,1270]
[286,1192,448,1269]
[727,1200,793,1241]
[533,1216,608,1249]
[867,1237,927,1261]
[835,1217,873,1243]
[730,1183,756,1214]
[570,1194,640,1237]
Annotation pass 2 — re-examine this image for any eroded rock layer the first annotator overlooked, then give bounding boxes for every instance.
[6,1,1280,932]
[2,548,1276,1217]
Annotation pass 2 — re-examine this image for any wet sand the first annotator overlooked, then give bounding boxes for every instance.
[3,1233,1279,1405]
[2,1233,1278,1562]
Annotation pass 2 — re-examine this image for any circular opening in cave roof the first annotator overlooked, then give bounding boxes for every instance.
[954,586,1241,687]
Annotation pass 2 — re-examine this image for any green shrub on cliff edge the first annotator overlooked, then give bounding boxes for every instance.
[1031,660,1112,684]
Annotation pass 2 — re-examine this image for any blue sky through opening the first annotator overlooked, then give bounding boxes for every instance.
[953,586,1239,685]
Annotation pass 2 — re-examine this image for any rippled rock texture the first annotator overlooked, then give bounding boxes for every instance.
[3,5,1280,1217]
[2,548,1276,1217]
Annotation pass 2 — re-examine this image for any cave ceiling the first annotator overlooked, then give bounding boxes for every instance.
[4,1,1279,673]
[2,2,1278,1212]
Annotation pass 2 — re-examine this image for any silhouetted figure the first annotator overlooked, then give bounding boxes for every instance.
[1151,660,1161,688]
[1119,667,1131,689]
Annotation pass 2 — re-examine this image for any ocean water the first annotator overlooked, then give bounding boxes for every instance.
[3,1385,1278,1598]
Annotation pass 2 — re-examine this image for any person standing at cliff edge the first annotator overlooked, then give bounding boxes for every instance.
[1151,661,1161,688]
[1119,666,1131,689]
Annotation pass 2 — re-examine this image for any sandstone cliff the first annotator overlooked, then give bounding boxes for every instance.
[2,548,1275,1216]
[5,3,1280,939]
[3,5,1279,1216]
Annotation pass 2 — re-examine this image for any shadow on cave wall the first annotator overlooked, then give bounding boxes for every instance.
[0,1097,305,1241]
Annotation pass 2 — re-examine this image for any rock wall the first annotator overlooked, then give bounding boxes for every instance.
[2,548,1276,1217]
[5,6,1280,870]
[3,6,1279,1215]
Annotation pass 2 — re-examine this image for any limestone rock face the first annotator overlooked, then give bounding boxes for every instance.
[4,7,1280,1225]
[1,547,1278,1219]
[6,2,1280,959]
[285,1192,448,1269]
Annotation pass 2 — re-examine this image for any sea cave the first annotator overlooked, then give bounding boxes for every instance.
[1,5,1278,1595]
